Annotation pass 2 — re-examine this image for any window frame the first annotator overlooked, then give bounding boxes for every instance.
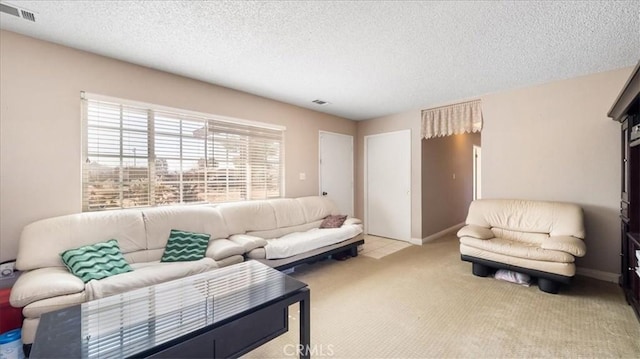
[81,92,286,212]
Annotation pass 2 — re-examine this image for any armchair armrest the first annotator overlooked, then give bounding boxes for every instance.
[541,236,586,257]
[10,267,85,308]
[457,224,494,240]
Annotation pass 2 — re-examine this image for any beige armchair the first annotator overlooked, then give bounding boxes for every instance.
[457,199,586,293]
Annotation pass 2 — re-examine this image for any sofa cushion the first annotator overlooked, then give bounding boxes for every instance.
[218,200,277,234]
[229,234,268,252]
[246,247,267,259]
[84,258,217,300]
[296,196,338,222]
[205,239,245,261]
[248,220,323,239]
[269,198,307,227]
[344,217,362,226]
[264,224,363,259]
[215,255,245,268]
[459,236,575,263]
[320,215,348,228]
[10,267,85,308]
[123,248,164,264]
[61,239,133,283]
[17,210,146,271]
[143,206,229,254]
[160,229,210,262]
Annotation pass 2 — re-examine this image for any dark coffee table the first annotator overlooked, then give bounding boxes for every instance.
[30,260,310,358]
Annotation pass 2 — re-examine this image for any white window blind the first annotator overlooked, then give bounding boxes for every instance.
[82,95,284,211]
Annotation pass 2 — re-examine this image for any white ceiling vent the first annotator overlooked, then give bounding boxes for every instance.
[0,2,36,22]
[312,99,330,106]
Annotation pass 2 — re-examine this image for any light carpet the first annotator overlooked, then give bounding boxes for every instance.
[243,234,640,358]
[360,235,413,259]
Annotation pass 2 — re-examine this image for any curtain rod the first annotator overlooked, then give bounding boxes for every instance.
[422,99,481,112]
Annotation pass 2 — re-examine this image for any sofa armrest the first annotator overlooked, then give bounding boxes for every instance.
[206,238,245,260]
[229,234,268,252]
[541,236,586,257]
[10,267,85,308]
[457,224,494,240]
[344,217,362,226]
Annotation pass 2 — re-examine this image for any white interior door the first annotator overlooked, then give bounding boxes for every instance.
[319,131,354,216]
[473,145,482,200]
[365,130,411,242]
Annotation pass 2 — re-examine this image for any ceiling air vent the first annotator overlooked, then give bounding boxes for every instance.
[312,99,330,106]
[0,2,36,22]
[20,9,35,22]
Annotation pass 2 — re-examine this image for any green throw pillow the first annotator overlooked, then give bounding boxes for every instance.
[61,239,132,283]
[161,229,210,262]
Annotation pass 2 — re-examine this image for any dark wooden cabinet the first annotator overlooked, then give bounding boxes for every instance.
[608,61,640,322]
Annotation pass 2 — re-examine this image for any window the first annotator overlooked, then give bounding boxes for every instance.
[82,93,284,211]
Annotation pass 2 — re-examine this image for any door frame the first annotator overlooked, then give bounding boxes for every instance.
[473,145,482,200]
[364,129,411,240]
[318,131,354,216]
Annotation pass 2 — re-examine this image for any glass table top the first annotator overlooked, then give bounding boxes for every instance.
[31,260,307,358]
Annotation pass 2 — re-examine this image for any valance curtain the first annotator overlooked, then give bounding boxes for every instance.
[421,100,483,139]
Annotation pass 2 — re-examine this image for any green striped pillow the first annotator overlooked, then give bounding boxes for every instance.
[61,239,132,283]
[161,229,210,262]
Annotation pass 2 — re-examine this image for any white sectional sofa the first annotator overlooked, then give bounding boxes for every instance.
[10,196,363,347]
[458,198,586,293]
[219,196,363,262]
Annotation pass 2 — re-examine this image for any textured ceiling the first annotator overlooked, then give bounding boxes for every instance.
[1,1,639,120]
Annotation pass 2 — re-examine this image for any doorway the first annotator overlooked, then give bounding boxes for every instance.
[319,131,354,216]
[365,130,411,242]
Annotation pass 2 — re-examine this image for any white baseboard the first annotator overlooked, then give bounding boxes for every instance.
[421,222,465,244]
[408,237,423,245]
[576,267,619,283]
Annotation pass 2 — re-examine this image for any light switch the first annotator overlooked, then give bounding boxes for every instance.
[299,172,306,180]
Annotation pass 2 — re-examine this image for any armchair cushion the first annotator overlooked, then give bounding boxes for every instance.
[457,224,494,240]
[460,236,575,263]
[541,236,587,257]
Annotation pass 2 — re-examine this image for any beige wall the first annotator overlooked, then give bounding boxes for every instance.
[480,67,633,274]
[422,133,481,237]
[1,30,631,275]
[356,110,422,240]
[357,67,630,274]
[0,30,356,262]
